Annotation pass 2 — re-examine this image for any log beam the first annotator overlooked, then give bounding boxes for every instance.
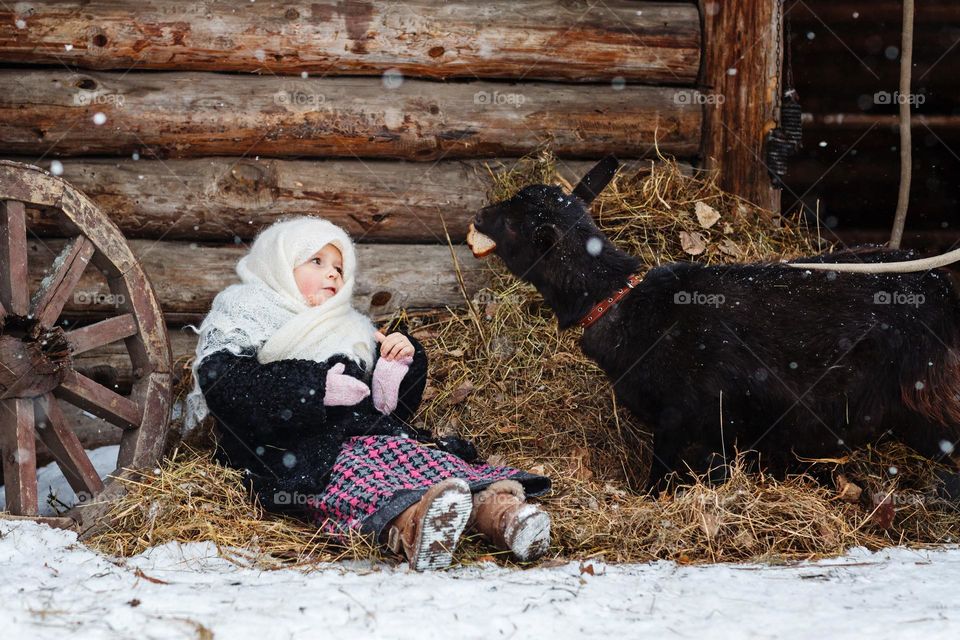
[0,1,700,84]
[28,240,491,323]
[699,0,783,212]
[10,157,692,243]
[0,70,702,160]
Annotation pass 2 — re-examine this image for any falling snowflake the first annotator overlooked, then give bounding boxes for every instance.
[92,112,107,125]
[282,452,297,468]
[586,236,603,257]
[382,69,404,90]
[49,160,64,176]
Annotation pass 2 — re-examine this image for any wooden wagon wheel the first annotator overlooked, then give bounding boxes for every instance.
[0,160,171,530]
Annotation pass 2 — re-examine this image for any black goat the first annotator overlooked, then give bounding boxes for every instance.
[469,158,960,488]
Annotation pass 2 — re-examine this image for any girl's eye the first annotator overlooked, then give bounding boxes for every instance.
[312,257,342,275]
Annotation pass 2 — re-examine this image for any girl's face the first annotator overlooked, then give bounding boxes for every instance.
[294,243,344,306]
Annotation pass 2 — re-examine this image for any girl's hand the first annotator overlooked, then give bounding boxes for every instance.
[324,363,371,407]
[371,354,414,414]
[374,330,415,361]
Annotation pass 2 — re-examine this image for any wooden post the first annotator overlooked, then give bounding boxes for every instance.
[699,0,783,213]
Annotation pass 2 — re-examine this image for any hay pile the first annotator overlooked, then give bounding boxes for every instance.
[87,447,380,566]
[86,152,960,567]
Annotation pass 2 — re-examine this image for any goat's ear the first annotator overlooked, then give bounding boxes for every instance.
[533,223,561,253]
[572,155,619,205]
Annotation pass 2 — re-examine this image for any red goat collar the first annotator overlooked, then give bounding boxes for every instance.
[578,273,644,330]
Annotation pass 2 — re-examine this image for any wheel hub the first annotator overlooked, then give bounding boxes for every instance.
[0,316,71,399]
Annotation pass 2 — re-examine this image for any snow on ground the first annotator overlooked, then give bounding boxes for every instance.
[0,445,120,516]
[3,449,959,638]
[1,518,958,640]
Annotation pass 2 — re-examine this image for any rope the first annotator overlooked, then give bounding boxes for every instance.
[889,0,915,249]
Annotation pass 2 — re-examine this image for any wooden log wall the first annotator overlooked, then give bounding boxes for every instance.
[0,0,707,318]
[783,0,960,242]
[0,1,784,460]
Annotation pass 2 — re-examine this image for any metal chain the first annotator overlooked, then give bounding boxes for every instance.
[774,0,784,112]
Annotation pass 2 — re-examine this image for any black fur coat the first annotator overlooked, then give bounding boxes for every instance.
[197,331,477,516]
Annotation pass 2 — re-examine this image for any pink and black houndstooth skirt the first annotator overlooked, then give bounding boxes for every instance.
[307,435,551,541]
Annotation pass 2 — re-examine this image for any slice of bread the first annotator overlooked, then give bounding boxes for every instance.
[467,223,497,258]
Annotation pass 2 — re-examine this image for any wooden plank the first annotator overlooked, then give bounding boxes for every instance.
[65,314,139,356]
[0,200,29,315]
[74,329,196,392]
[0,70,702,160]
[34,394,105,499]
[55,370,142,431]
[117,372,170,470]
[33,402,122,469]
[803,113,960,139]
[788,0,957,24]
[31,236,95,328]
[0,513,76,529]
[13,158,693,242]
[0,397,38,515]
[29,240,492,323]
[0,1,701,84]
[700,0,783,212]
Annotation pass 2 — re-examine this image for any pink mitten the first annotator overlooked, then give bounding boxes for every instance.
[372,355,414,415]
[324,363,371,407]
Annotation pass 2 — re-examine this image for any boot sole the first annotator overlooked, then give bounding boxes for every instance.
[409,479,473,571]
[505,504,552,562]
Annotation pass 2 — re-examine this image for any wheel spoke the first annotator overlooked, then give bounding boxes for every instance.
[65,314,139,356]
[0,200,29,316]
[34,393,105,499]
[0,397,38,516]
[31,236,95,328]
[55,370,142,431]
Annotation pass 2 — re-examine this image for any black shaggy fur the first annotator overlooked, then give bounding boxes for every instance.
[474,157,960,488]
[197,331,478,516]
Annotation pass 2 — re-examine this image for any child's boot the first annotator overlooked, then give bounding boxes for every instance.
[470,479,551,562]
[385,478,473,571]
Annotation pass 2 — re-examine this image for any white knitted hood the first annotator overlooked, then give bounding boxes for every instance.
[184,217,377,431]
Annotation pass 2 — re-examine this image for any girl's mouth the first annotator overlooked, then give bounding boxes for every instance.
[324,287,337,294]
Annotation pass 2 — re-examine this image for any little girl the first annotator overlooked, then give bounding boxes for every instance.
[187,217,551,570]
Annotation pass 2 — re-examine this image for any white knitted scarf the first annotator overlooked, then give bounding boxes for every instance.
[184,217,377,431]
